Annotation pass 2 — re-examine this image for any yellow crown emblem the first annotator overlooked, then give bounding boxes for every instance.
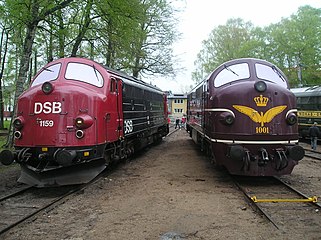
[254,95,269,107]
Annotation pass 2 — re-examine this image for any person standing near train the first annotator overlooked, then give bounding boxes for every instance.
[309,122,320,150]
[175,117,180,129]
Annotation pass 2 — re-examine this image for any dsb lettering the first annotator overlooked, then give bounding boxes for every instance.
[34,102,62,114]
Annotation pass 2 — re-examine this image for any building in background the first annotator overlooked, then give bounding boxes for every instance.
[166,92,187,123]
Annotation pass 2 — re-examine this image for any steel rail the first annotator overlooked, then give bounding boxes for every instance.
[0,168,109,236]
[274,176,321,209]
[166,128,179,137]
[231,176,280,229]
[0,186,81,235]
[0,186,33,202]
[1,127,174,235]
[233,175,321,231]
[303,148,321,161]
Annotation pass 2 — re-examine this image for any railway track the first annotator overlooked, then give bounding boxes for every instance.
[232,176,321,231]
[166,127,179,137]
[303,147,321,160]
[299,140,321,160]
[0,184,85,235]
[0,132,177,236]
[0,165,114,237]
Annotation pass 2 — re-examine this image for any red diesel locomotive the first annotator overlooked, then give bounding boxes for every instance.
[0,57,169,186]
[186,58,304,176]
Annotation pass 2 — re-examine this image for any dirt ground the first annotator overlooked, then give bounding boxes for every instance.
[1,129,321,240]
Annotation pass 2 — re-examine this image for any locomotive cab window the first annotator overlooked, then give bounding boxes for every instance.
[110,77,117,93]
[255,63,287,88]
[214,63,250,87]
[31,63,61,87]
[65,63,104,87]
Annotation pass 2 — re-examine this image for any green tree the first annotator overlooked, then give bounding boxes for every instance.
[192,18,256,82]
[2,0,74,147]
[269,5,321,86]
[94,0,179,78]
[0,26,10,129]
[192,6,321,86]
[128,0,178,78]
[0,0,179,146]
[4,0,74,104]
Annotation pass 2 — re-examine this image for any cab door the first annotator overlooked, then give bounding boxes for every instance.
[106,77,123,142]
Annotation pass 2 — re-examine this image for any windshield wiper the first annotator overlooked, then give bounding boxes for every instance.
[224,64,239,76]
[92,64,100,83]
[271,66,285,82]
[42,67,53,72]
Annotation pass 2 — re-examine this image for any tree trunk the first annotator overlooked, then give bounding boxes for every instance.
[6,23,38,148]
[58,8,65,58]
[5,0,74,147]
[0,29,9,130]
[13,24,38,107]
[70,0,93,57]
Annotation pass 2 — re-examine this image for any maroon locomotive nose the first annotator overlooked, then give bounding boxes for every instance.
[186,58,304,176]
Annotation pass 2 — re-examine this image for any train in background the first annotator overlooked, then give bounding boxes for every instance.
[186,58,305,176]
[0,57,169,187]
[291,86,321,138]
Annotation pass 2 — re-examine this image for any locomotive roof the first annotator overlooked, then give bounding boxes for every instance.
[102,65,164,94]
[187,58,289,95]
[291,85,321,97]
[36,57,164,94]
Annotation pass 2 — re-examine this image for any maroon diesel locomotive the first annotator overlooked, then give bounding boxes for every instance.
[186,58,304,176]
[0,57,169,186]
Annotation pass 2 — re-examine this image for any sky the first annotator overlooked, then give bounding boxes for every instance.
[149,0,321,94]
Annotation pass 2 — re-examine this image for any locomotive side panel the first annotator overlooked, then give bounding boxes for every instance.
[122,83,150,136]
[292,86,321,138]
[103,76,123,143]
[122,79,168,149]
[186,83,205,145]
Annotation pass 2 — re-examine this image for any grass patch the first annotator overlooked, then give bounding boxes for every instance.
[0,120,11,150]
[0,135,8,148]
[0,163,19,172]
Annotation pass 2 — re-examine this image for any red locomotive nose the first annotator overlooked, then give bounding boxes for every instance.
[5,57,169,187]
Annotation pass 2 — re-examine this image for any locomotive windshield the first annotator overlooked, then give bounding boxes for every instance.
[31,63,61,87]
[214,63,250,87]
[65,62,104,87]
[255,63,287,88]
[214,62,288,88]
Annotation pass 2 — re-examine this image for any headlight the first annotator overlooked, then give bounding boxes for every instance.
[13,117,25,130]
[254,81,267,92]
[219,112,235,125]
[14,131,22,139]
[286,112,297,125]
[75,118,84,128]
[76,130,84,139]
[75,114,94,129]
[42,82,54,94]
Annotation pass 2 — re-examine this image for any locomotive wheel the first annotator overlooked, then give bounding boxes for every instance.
[103,151,112,166]
[208,145,217,165]
[153,134,162,145]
